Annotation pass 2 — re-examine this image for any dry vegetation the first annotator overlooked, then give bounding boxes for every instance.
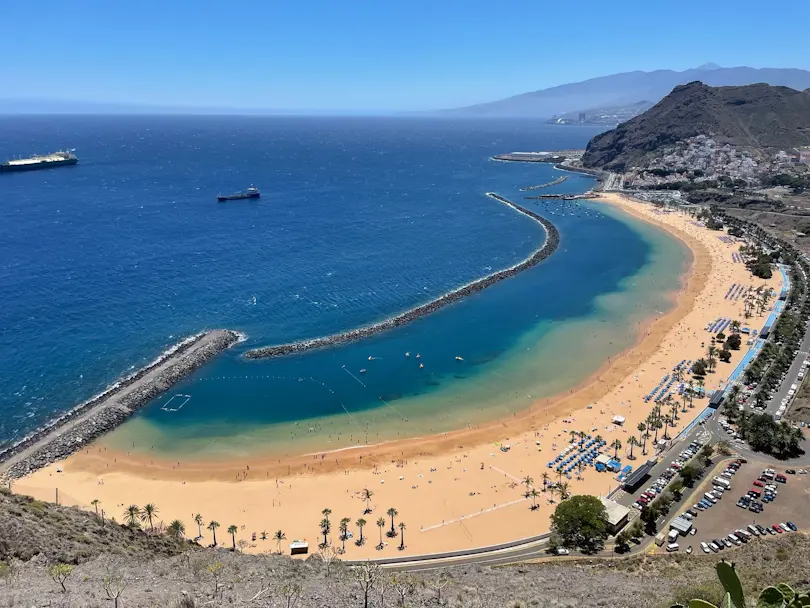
[1,487,809,607]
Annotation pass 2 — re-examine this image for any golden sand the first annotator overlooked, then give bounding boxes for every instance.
[15,193,782,558]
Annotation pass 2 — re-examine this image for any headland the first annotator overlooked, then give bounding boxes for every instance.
[244,193,559,359]
[0,329,243,481]
[13,193,784,559]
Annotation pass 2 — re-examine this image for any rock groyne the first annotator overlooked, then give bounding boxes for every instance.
[519,176,569,191]
[245,194,559,360]
[0,329,243,480]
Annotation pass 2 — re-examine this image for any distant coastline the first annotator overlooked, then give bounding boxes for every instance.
[244,193,560,360]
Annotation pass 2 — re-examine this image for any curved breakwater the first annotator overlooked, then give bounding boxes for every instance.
[0,329,244,479]
[244,193,560,360]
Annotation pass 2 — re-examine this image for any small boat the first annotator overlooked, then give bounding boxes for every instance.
[405,352,410,357]
[217,186,260,202]
[359,369,367,374]
[416,354,421,359]
[419,363,424,369]
[455,356,464,361]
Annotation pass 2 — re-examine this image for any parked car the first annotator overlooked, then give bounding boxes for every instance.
[701,542,711,554]
[773,524,783,533]
[786,521,798,531]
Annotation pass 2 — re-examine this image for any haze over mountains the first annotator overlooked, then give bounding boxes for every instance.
[443,65,810,119]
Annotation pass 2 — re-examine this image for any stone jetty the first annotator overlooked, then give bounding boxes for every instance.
[0,329,243,480]
[244,194,559,360]
[519,176,569,191]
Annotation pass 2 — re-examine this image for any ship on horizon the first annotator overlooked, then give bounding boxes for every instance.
[0,150,78,173]
[217,186,260,202]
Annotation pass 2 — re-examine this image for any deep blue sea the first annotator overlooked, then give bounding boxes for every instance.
[0,116,686,457]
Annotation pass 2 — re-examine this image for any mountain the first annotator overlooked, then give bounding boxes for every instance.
[442,66,810,118]
[581,82,810,170]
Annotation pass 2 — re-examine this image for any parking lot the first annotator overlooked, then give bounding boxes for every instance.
[660,457,810,554]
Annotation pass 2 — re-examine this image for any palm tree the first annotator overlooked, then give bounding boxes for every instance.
[730,320,741,334]
[322,508,332,524]
[558,482,571,501]
[569,430,576,444]
[398,522,406,551]
[123,505,140,529]
[207,520,220,546]
[91,499,100,518]
[227,525,238,550]
[273,529,286,553]
[361,488,374,514]
[194,514,203,539]
[141,503,158,531]
[529,488,539,510]
[637,422,647,455]
[662,414,673,440]
[541,472,550,491]
[260,530,267,541]
[339,517,350,553]
[687,380,695,408]
[387,507,399,537]
[320,517,331,547]
[521,475,534,491]
[376,517,386,549]
[612,439,622,459]
[576,461,584,480]
[707,346,718,372]
[356,518,366,545]
[627,436,638,460]
[167,519,185,539]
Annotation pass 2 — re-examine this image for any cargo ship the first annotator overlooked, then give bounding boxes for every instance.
[217,186,260,202]
[0,150,78,173]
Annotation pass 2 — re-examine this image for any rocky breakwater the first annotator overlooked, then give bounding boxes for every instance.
[244,194,560,360]
[0,329,243,480]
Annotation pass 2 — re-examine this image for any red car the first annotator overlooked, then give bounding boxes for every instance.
[776,474,787,483]
[773,524,783,533]
[753,480,764,487]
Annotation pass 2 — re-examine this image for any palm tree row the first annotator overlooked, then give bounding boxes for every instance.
[316,505,407,552]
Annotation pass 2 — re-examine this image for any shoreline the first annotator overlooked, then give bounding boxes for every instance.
[0,329,244,480]
[55,193,709,481]
[244,193,559,360]
[15,193,784,558]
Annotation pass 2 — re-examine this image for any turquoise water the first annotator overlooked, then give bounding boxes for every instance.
[0,116,687,458]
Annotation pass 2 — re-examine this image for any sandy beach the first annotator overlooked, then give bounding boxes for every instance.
[14,193,783,558]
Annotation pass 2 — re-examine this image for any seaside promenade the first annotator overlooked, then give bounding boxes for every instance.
[12,194,784,559]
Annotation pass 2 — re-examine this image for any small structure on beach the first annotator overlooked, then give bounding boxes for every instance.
[599,497,630,534]
[611,415,626,426]
[289,540,309,555]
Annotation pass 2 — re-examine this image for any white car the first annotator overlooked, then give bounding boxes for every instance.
[701,542,711,554]
[556,547,569,555]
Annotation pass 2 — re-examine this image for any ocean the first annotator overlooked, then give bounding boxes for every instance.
[0,116,688,458]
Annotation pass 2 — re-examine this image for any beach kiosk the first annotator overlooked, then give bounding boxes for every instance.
[289,540,309,556]
[611,415,626,426]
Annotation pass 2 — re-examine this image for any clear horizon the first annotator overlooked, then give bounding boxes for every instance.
[2,0,809,112]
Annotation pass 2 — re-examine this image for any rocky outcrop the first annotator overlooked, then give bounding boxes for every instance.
[245,195,559,360]
[0,330,243,480]
[583,82,810,171]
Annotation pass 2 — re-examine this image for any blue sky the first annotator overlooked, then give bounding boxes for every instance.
[1,0,808,111]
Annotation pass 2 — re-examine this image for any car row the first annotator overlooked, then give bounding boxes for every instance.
[700,521,799,553]
[633,440,704,510]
